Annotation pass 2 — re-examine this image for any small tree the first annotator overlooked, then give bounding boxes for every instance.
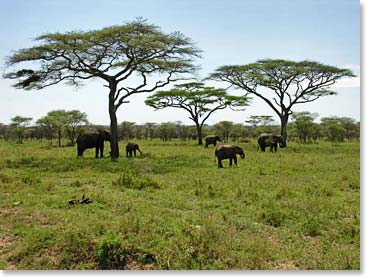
[145,82,248,145]
[320,117,346,142]
[47,110,68,147]
[0,123,11,141]
[338,117,359,141]
[214,121,234,142]
[10,116,32,143]
[291,112,318,143]
[119,121,136,140]
[157,122,178,141]
[208,59,355,145]
[3,19,201,158]
[64,110,89,145]
[143,122,156,140]
[36,114,60,145]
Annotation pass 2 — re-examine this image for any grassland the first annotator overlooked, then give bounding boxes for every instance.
[0,139,360,270]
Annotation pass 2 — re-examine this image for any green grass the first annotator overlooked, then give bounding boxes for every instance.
[0,139,360,269]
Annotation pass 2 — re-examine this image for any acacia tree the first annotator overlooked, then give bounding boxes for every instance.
[208,59,355,145]
[214,121,234,142]
[3,19,200,158]
[245,115,274,128]
[47,110,68,147]
[10,116,32,143]
[36,114,59,145]
[291,111,318,143]
[145,82,248,145]
[64,110,89,146]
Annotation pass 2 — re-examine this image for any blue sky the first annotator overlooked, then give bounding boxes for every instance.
[0,0,360,125]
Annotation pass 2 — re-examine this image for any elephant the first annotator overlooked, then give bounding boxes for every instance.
[257,133,286,152]
[126,142,142,157]
[204,135,222,148]
[215,144,245,168]
[76,129,111,158]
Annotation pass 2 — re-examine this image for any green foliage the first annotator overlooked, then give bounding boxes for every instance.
[260,207,286,228]
[291,112,319,143]
[10,115,32,143]
[320,116,359,142]
[21,173,41,186]
[96,233,126,270]
[303,217,322,237]
[112,168,160,190]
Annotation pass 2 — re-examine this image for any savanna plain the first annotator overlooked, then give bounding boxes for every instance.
[0,139,360,269]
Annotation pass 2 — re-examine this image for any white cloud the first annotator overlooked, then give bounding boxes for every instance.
[334,76,360,88]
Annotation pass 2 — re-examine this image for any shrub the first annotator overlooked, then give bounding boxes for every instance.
[303,217,322,237]
[260,208,286,228]
[112,169,160,190]
[96,233,126,270]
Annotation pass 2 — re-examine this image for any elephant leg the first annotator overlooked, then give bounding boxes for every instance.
[218,159,223,168]
[274,144,278,152]
[234,156,238,166]
[270,145,274,152]
[205,143,208,148]
[229,158,232,166]
[214,142,217,146]
[100,145,104,157]
[95,146,99,158]
[134,150,136,157]
[77,147,84,157]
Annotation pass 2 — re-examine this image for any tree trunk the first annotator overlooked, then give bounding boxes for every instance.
[70,127,75,146]
[196,123,203,145]
[280,114,289,146]
[109,89,119,159]
[58,130,61,147]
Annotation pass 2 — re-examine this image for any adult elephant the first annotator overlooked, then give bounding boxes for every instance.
[215,144,245,168]
[257,133,285,152]
[204,135,222,148]
[126,142,142,157]
[76,129,111,158]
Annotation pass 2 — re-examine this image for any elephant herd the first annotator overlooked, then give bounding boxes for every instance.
[75,130,285,168]
[76,130,143,158]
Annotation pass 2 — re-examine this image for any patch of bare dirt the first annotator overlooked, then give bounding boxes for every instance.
[274,261,299,270]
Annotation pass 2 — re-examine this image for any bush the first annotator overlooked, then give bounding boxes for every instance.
[260,208,286,228]
[112,169,160,190]
[96,233,126,270]
[303,217,322,237]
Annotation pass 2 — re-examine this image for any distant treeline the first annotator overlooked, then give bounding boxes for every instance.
[0,110,359,146]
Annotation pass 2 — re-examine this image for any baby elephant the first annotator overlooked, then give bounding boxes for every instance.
[126,142,142,157]
[215,144,245,168]
[204,135,222,148]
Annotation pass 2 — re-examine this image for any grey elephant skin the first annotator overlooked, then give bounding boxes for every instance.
[215,144,245,168]
[257,133,285,152]
[126,142,142,157]
[76,130,111,158]
[204,135,222,148]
